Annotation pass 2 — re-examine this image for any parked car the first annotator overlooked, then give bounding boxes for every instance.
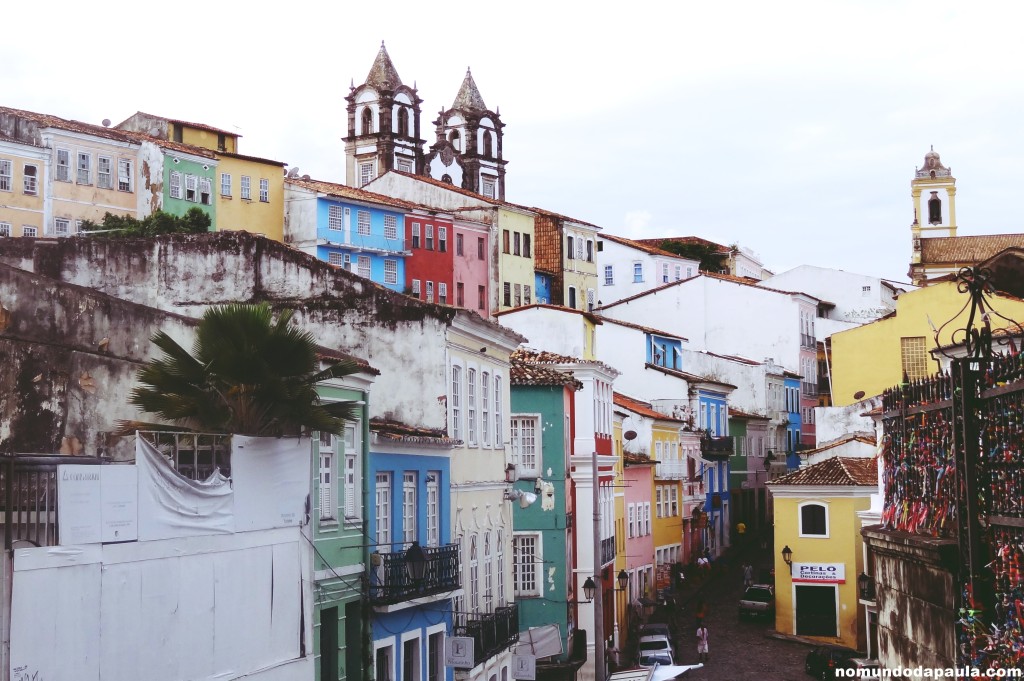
[738,584,775,619]
[805,645,860,680]
[639,623,672,639]
[637,651,674,669]
[839,658,881,675]
[637,634,675,660]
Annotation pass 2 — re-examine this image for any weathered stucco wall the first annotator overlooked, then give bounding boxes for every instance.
[0,233,458,429]
[862,527,957,671]
[0,262,195,458]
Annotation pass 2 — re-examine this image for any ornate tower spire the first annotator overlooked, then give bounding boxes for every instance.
[909,146,958,285]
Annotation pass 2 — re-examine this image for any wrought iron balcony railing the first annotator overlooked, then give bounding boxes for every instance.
[655,461,686,479]
[453,604,519,664]
[369,542,460,605]
[700,435,734,459]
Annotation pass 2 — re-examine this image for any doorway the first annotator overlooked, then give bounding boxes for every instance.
[794,584,838,636]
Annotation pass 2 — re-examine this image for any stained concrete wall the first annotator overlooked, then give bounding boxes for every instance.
[0,261,195,458]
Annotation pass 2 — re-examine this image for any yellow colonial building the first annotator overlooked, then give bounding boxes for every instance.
[0,136,47,237]
[496,205,537,312]
[769,457,877,652]
[830,279,1024,406]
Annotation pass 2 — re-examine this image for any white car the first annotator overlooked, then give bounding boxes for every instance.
[637,651,674,669]
[637,633,674,658]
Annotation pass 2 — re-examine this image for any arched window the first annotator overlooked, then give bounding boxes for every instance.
[799,502,828,537]
[482,130,493,158]
[469,534,479,612]
[449,130,461,152]
[497,529,505,605]
[361,107,374,135]
[397,108,409,137]
[483,532,493,611]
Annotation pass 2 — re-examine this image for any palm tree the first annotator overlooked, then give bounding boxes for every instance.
[127,303,360,437]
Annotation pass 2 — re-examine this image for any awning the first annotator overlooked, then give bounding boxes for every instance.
[513,624,564,659]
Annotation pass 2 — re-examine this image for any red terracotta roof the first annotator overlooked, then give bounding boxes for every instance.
[728,407,769,420]
[797,436,875,457]
[921,234,1024,265]
[369,417,460,446]
[515,348,618,375]
[219,150,286,167]
[510,350,582,389]
[769,456,878,487]
[624,452,656,466]
[600,233,694,259]
[0,105,137,144]
[495,303,602,325]
[594,315,687,341]
[530,207,601,230]
[286,176,428,212]
[122,111,240,138]
[636,235,731,254]
[315,347,379,375]
[614,392,683,422]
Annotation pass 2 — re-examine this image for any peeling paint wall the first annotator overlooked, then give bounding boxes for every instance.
[0,262,195,458]
[138,140,165,216]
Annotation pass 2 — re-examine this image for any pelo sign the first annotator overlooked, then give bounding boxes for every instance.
[792,562,846,584]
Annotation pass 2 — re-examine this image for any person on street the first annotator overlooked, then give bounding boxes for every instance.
[696,624,709,663]
[742,562,754,588]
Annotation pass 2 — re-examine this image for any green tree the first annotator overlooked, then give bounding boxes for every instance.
[82,208,211,237]
[127,303,360,437]
[657,240,728,273]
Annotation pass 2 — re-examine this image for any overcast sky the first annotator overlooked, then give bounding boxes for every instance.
[5,1,1024,282]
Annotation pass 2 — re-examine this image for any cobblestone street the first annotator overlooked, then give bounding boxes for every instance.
[636,538,815,681]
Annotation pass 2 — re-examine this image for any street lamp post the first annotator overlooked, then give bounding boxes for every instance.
[592,448,606,681]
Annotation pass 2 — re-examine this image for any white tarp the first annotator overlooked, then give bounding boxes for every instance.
[231,435,311,531]
[513,624,564,659]
[136,436,234,540]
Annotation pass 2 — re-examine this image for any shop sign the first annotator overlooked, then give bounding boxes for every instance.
[792,562,845,583]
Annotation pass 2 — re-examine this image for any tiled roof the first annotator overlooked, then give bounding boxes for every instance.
[601,233,692,259]
[921,234,1024,265]
[728,407,769,420]
[624,452,656,466]
[636,235,730,254]
[515,348,618,374]
[384,169,506,207]
[369,417,459,446]
[593,315,686,342]
[0,105,137,144]
[597,271,816,311]
[315,347,379,375]
[614,392,683,422]
[530,207,601,230]
[797,435,875,457]
[119,130,218,159]
[495,303,602,325]
[645,362,737,389]
[219,150,286,167]
[703,350,762,366]
[769,456,878,487]
[123,111,240,138]
[286,176,427,212]
[510,350,582,389]
[451,68,487,111]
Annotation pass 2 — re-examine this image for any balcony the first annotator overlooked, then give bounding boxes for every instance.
[802,382,818,397]
[700,435,734,460]
[800,333,815,349]
[453,603,519,664]
[369,542,460,605]
[655,461,686,479]
[600,536,616,567]
[2,454,103,549]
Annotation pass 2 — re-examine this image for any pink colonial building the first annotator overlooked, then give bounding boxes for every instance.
[623,451,655,634]
[451,216,492,315]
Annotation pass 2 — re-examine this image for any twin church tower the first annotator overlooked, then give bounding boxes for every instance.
[343,43,507,201]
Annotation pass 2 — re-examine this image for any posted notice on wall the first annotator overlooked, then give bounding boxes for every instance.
[792,562,845,584]
[58,464,138,545]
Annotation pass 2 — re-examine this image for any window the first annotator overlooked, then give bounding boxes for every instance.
[114,159,132,192]
[55,149,71,182]
[586,240,594,262]
[411,279,421,296]
[862,285,872,296]
[512,534,540,596]
[628,504,636,538]
[319,432,335,520]
[438,282,447,304]
[53,218,70,236]
[483,532,493,609]
[451,365,462,440]
[567,286,577,309]
[328,206,343,231]
[799,502,828,537]
[199,177,212,205]
[259,178,269,202]
[468,368,477,444]
[481,177,495,199]
[376,645,394,681]
[23,165,37,195]
[76,152,91,185]
[328,252,344,266]
[384,260,397,284]
[185,174,198,202]
[217,133,226,152]
[97,156,113,189]
[426,472,439,546]
[456,233,464,256]
[403,472,417,545]
[514,283,521,307]
[384,215,398,239]
[357,255,371,278]
[397,159,412,173]
[402,637,419,681]
[375,473,391,549]
[633,262,643,282]
[478,285,486,310]
[0,160,11,191]
[469,535,479,611]
[0,223,9,237]
[169,171,182,199]
[425,224,434,250]
[411,223,420,248]
[357,211,371,236]
[670,486,678,516]
[426,281,434,302]
[513,232,521,256]
[675,265,682,281]
[494,376,503,448]
[644,502,652,535]
[172,124,183,142]
[22,226,37,237]
[438,226,447,252]
[566,235,574,260]
[359,162,374,187]
[586,289,595,312]
[510,416,539,476]
[481,372,490,445]
[901,336,928,381]
[456,282,465,307]
[502,230,510,254]
[523,234,531,257]
[604,265,614,285]
[361,108,374,135]
[524,285,532,305]
[478,237,485,260]
[241,175,251,200]
[497,529,506,603]
[662,263,670,283]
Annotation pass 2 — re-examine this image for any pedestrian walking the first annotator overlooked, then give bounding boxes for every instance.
[742,562,754,588]
[696,624,709,663]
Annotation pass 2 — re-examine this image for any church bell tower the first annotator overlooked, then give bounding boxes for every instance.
[910,147,957,279]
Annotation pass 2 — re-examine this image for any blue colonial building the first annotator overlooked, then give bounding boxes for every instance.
[366,419,458,681]
[784,374,802,469]
[693,379,735,558]
[283,177,418,293]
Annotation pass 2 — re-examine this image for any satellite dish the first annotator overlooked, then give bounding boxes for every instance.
[101,119,111,128]
[853,390,866,400]
[301,174,311,180]
[624,430,637,441]
[286,167,301,179]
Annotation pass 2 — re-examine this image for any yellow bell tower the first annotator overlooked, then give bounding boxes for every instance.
[910,147,957,273]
